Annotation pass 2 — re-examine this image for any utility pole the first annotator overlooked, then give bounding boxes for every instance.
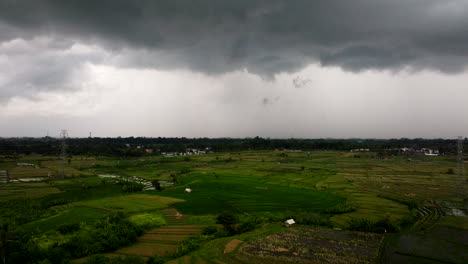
[60,129,68,179]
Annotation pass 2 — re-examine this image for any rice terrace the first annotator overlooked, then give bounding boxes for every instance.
[0,137,466,264]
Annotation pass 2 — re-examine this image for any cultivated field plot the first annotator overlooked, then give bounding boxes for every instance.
[113,225,207,257]
[1,151,466,264]
[70,194,183,213]
[236,226,383,264]
[314,154,465,224]
[8,166,52,179]
[169,224,383,264]
[0,183,61,200]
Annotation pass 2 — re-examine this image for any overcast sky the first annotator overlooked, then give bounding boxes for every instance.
[0,0,467,138]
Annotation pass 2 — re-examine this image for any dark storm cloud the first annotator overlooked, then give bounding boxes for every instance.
[0,0,467,90]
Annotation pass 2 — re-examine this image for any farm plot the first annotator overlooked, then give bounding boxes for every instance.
[8,166,52,179]
[70,194,184,213]
[41,160,92,177]
[383,224,468,264]
[169,224,383,264]
[235,226,383,264]
[0,182,61,200]
[112,225,207,257]
[318,155,463,224]
[158,172,343,216]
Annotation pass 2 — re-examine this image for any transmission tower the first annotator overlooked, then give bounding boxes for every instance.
[60,129,68,179]
[457,136,466,198]
[457,137,465,177]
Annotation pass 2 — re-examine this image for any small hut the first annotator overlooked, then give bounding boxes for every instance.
[285,218,295,227]
[184,188,192,193]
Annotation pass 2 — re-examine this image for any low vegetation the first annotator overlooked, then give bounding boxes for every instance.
[0,149,466,263]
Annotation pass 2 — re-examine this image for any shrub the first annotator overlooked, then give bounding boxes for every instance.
[84,254,109,264]
[375,216,400,233]
[236,221,256,234]
[151,180,162,191]
[61,212,143,258]
[447,168,455,174]
[348,218,375,232]
[201,226,218,235]
[172,235,214,258]
[57,223,80,234]
[347,217,401,233]
[121,181,144,192]
[146,255,166,264]
[216,213,238,234]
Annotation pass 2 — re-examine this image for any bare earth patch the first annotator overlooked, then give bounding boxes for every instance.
[224,239,244,254]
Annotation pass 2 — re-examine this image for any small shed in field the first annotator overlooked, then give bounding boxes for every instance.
[184,188,192,193]
[285,219,295,227]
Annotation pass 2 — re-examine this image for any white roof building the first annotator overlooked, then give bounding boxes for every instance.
[285,219,295,225]
[184,188,192,193]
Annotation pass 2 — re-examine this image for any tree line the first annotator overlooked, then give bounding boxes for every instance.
[0,137,465,157]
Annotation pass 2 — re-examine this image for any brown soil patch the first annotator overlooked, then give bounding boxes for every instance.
[224,239,244,254]
[275,247,289,252]
[114,242,178,257]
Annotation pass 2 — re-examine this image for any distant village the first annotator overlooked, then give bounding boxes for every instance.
[160,147,213,157]
[351,147,440,156]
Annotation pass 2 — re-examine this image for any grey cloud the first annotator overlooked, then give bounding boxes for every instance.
[292,76,312,89]
[261,96,279,106]
[0,0,468,81]
[0,37,105,101]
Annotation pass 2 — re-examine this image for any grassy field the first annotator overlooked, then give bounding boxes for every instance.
[0,182,61,200]
[1,151,466,264]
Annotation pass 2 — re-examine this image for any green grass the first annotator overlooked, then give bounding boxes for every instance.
[71,194,183,213]
[438,216,468,230]
[2,151,465,264]
[128,211,167,228]
[156,171,343,215]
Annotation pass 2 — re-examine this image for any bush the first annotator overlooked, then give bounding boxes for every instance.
[447,168,455,174]
[375,216,400,233]
[201,226,218,235]
[146,255,166,264]
[121,181,144,192]
[216,213,238,234]
[84,254,109,264]
[399,210,418,228]
[57,223,80,234]
[348,218,375,232]
[214,229,229,238]
[347,217,401,233]
[235,221,257,234]
[60,212,143,258]
[172,235,214,258]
